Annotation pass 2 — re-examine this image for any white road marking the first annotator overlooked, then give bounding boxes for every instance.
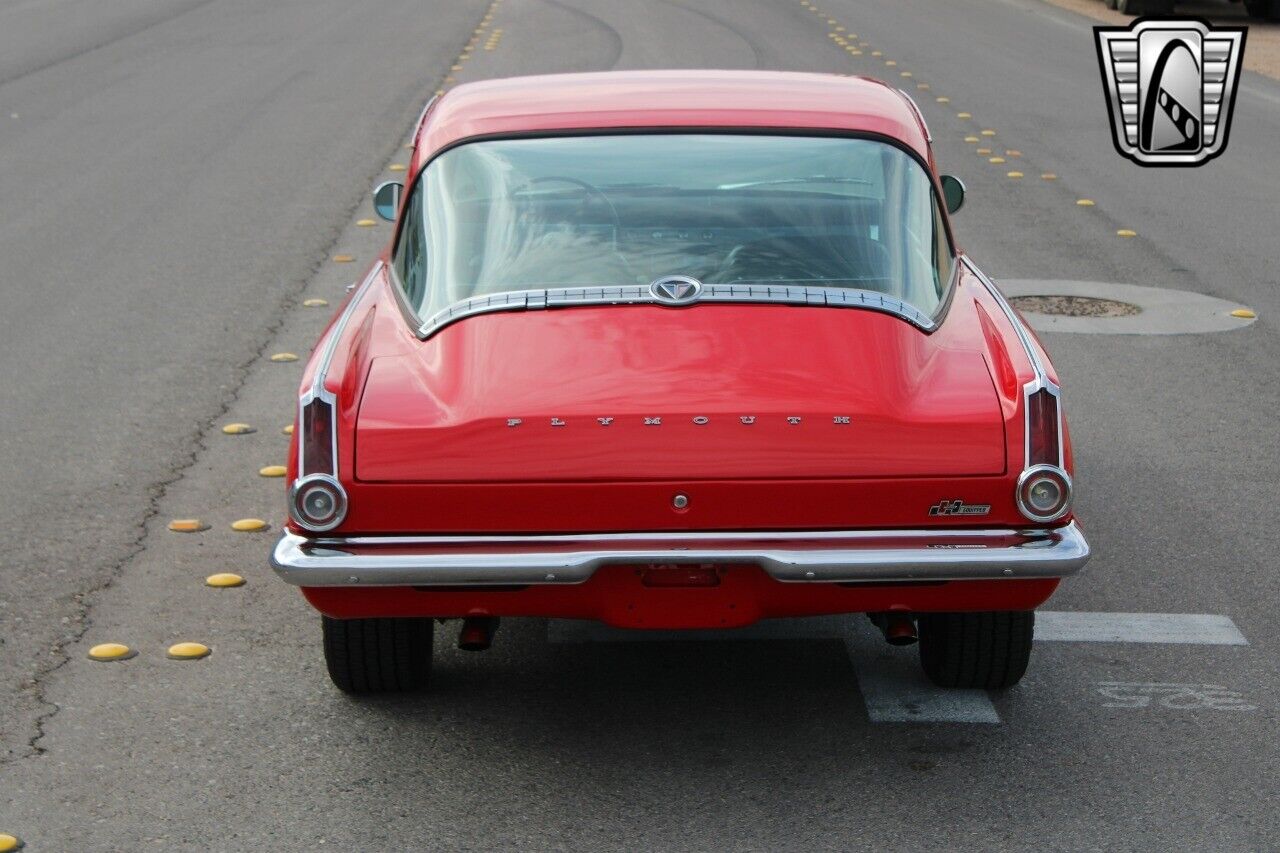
[844,619,1000,724]
[1036,612,1248,645]
[1095,681,1256,711]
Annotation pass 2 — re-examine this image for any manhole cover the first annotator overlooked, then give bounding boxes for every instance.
[1009,295,1140,317]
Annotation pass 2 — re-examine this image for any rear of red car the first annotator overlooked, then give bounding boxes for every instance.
[271,72,1089,694]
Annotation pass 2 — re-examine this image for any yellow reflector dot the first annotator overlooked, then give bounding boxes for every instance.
[1042,173,1058,180]
[0,833,23,852]
[957,111,971,118]
[282,424,294,435]
[302,298,329,308]
[1231,308,1257,319]
[1005,149,1022,157]
[964,135,980,143]
[89,643,136,662]
[167,642,211,661]
[976,147,992,154]
[884,60,897,66]
[872,51,882,56]
[231,518,269,532]
[403,143,414,149]
[332,254,355,263]
[221,423,254,435]
[900,71,912,77]
[1007,171,1024,178]
[356,219,376,227]
[981,129,996,136]
[847,48,862,54]
[936,97,950,103]
[270,352,299,362]
[389,164,407,171]
[258,465,286,477]
[1116,229,1137,238]
[451,64,463,71]
[1076,198,1096,206]
[206,573,246,588]
[168,519,208,533]
[989,157,1006,163]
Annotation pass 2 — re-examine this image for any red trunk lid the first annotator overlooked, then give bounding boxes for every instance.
[354,304,1005,483]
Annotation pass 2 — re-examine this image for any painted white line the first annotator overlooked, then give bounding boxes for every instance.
[844,619,1000,724]
[1036,612,1247,645]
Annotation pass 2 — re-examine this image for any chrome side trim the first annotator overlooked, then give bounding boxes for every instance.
[296,261,383,478]
[416,283,936,339]
[271,521,1090,587]
[964,257,1065,469]
[896,88,932,143]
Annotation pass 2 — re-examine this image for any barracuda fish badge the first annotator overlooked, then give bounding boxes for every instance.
[1094,18,1246,167]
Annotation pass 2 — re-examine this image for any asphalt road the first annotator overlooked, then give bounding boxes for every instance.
[2,0,1278,849]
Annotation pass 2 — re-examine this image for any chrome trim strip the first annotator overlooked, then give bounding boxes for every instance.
[896,88,932,143]
[964,257,1065,469]
[416,283,936,339]
[271,521,1090,587]
[296,261,383,478]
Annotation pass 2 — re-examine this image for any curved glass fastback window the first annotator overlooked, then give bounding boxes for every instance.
[396,134,953,321]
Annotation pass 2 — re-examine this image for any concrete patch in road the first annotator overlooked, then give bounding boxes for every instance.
[997,279,1257,334]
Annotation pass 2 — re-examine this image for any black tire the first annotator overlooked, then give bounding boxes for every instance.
[1244,0,1280,21]
[321,616,434,694]
[918,611,1034,690]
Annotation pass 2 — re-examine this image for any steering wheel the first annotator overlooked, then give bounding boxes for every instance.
[511,175,623,252]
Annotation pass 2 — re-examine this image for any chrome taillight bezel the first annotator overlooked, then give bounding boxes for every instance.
[1015,464,1072,523]
[289,473,348,532]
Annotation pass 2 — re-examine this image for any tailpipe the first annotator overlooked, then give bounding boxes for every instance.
[458,616,499,652]
[869,612,918,647]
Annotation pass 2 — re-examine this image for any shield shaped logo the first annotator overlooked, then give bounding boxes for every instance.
[649,275,703,306]
[1094,18,1246,167]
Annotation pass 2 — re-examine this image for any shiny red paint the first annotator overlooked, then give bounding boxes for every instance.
[285,71,1079,626]
[303,576,1061,630]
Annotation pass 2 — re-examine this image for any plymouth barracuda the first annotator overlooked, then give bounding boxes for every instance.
[270,70,1090,694]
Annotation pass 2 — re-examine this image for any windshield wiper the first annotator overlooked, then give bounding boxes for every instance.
[715,175,873,190]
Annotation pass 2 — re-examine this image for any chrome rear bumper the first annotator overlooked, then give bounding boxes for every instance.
[270,522,1090,587]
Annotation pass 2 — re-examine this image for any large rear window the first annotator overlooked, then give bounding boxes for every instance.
[393,133,953,322]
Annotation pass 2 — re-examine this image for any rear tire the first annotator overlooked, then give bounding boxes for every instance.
[918,611,1034,690]
[322,616,434,694]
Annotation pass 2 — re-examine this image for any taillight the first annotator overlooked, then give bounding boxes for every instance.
[295,390,345,531]
[1016,465,1072,523]
[290,474,348,532]
[300,395,335,476]
[1026,387,1060,467]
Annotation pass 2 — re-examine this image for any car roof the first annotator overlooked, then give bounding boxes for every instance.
[413,70,931,171]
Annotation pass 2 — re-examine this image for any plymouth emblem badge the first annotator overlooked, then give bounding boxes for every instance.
[649,275,703,306]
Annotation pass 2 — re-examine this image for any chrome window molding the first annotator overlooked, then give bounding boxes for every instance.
[415,283,937,340]
[296,261,384,479]
[964,257,1065,469]
[895,88,932,143]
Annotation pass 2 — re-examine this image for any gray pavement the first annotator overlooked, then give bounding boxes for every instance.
[2,0,1278,849]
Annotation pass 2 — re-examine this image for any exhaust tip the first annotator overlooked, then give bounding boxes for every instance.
[458,616,499,652]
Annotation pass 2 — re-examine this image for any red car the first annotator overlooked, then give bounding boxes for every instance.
[271,71,1090,695]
